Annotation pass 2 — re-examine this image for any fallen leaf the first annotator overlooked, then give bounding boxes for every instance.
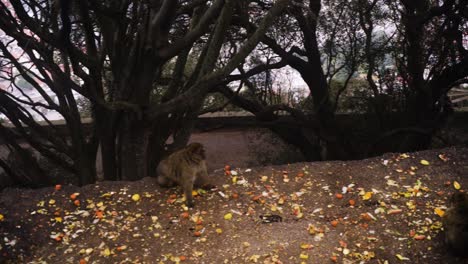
[434,208,445,217]
[395,254,410,261]
[300,243,314,249]
[453,181,461,190]
[249,255,261,263]
[388,209,403,214]
[438,154,449,161]
[101,248,111,257]
[362,192,373,201]
[420,160,430,165]
[131,194,141,201]
[224,213,233,220]
[116,245,127,251]
[414,235,426,240]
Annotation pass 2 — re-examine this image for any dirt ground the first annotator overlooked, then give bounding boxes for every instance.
[0,147,468,264]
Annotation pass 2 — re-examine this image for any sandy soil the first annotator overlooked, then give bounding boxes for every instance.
[0,146,467,263]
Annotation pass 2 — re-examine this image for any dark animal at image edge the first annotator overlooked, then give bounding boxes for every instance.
[442,192,468,257]
[156,143,213,207]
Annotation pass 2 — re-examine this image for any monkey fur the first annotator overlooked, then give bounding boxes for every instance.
[442,192,468,257]
[156,143,213,207]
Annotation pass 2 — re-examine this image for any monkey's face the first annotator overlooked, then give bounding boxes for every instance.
[187,143,206,159]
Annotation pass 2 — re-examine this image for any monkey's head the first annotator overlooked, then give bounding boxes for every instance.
[186,142,206,160]
[450,192,468,209]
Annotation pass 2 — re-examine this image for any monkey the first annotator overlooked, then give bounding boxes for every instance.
[442,192,468,257]
[156,143,214,207]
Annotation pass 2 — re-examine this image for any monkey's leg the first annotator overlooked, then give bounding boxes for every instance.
[157,176,176,188]
[182,179,195,207]
[194,167,216,190]
[194,176,216,190]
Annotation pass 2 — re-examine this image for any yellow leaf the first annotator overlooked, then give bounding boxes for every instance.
[131,194,140,202]
[420,160,430,165]
[54,217,63,223]
[434,208,445,217]
[49,199,56,205]
[0,214,4,221]
[249,255,261,263]
[300,243,313,249]
[299,253,309,259]
[363,192,373,200]
[224,213,233,220]
[396,254,410,261]
[100,192,113,198]
[216,228,223,234]
[192,190,198,196]
[453,181,461,190]
[101,248,111,257]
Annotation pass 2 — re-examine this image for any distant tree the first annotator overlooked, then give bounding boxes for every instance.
[216,0,468,159]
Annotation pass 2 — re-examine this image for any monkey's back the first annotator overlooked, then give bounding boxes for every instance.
[164,148,205,184]
[443,208,468,255]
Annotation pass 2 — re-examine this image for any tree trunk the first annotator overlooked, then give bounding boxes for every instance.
[119,116,149,181]
[94,108,118,181]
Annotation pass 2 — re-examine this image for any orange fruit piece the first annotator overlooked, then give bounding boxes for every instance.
[95,210,104,219]
[331,220,339,227]
[180,212,189,219]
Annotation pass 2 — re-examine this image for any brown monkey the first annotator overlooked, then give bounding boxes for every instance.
[442,192,468,256]
[156,143,213,207]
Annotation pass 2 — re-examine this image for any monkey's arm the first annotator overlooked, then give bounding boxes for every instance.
[194,162,216,190]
